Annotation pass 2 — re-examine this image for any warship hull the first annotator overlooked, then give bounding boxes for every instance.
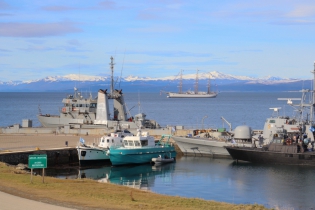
[225,146,315,166]
[38,114,141,129]
[38,115,84,128]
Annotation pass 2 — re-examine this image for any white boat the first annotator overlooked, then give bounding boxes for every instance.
[151,155,175,165]
[173,94,312,158]
[167,70,217,98]
[77,130,133,165]
[172,125,256,158]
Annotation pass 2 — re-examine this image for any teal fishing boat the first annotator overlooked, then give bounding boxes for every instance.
[108,131,176,166]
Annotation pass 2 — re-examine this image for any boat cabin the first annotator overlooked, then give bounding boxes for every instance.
[99,131,133,148]
[262,116,315,144]
[267,132,314,154]
[122,130,155,148]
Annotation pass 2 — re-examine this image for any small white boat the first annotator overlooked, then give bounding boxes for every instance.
[77,130,133,165]
[151,155,175,165]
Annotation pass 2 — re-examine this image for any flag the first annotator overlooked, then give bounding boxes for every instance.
[80,137,85,144]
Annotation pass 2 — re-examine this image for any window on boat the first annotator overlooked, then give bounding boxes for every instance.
[79,104,82,107]
[107,139,109,143]
[112,139,114,143]
[128,141,134,146]
[86,104,89,107]
[269,120,276,123]
[124,140,128,146]
[141,140,148,146]
[102,139,104,143]
[134,141,140,146]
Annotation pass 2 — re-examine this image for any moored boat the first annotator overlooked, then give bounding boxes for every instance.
[225,62,315,165]
[151,155,175,165]
[172,125,254,158]
[77,130,133,165]
[108,132,176,166]
[225,130,315,165]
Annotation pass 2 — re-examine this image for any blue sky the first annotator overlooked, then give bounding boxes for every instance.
[1,0,315,82]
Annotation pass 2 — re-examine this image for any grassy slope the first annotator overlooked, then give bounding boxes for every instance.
[0,162,269,210]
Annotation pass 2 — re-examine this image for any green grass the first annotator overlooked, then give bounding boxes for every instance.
[0,162,270,210]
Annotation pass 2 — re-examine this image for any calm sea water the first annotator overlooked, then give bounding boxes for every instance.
[0,91,302,129]
[1,91,312,209]
[46,157,315,210]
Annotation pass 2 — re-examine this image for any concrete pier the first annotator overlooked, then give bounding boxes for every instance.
[0,148,77,165]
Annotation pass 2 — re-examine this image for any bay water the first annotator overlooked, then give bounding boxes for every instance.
[0,91,303,129]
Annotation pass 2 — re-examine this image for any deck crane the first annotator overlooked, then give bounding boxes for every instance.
[221,116,232,132]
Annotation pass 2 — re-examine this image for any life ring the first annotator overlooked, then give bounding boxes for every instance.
[62,107,66,112]
[286,138,292,145]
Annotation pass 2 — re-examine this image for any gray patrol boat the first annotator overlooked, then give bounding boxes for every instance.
[38,57,160,130]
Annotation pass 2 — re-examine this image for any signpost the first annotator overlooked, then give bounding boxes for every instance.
[28,154,47,183]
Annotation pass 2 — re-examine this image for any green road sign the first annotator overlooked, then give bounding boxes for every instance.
[28,155,47,169]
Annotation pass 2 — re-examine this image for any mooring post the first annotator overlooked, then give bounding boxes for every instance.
[30,168,33,183]
[42,168,45,183]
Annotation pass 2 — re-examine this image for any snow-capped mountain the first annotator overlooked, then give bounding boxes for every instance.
[123,71,300,82]
[0,71,309,92]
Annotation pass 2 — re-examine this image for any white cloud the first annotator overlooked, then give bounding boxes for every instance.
[287,5,315,18]
[0,21,82,37]
[41,6,77,12]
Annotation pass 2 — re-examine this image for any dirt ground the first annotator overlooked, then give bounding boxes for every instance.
[0,134,179,154]
[0,134,103,153]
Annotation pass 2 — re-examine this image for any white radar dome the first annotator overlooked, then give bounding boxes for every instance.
[234,125,252,139]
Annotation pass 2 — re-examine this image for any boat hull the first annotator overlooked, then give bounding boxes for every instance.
[225,146,315,166]
[167,92,217,98]
[77,146,110,165]
[109,147,176,166]
[152,157,175,165]
[38,114,141,129]
[172,136,237,158]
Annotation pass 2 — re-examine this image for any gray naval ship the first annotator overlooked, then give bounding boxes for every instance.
[37,57,160,130]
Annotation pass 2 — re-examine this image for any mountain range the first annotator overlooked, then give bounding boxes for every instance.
[0,71,311,92]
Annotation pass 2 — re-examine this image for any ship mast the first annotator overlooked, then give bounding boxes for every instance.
[311,61,315,124]
[110,56,115,97]
[207,73,211,94]
[178,70,183,94]
[194,69,199,94]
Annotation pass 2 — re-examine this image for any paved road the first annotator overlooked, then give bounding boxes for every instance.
[0,191,76,210]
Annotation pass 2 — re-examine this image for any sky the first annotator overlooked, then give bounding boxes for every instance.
[1,0,315,82]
